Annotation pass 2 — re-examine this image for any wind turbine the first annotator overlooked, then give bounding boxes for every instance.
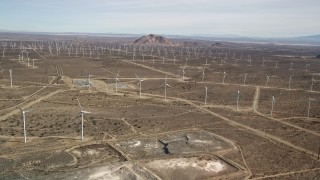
[9,69,13,88]
[182,66,186,81]
[271,96,275,117]
[311,78,316,91]
[204,86,208,106]
[88,74,93,92]
[223,72,227,84]
[288,76,292,90]
[19,108,32,143]
[248,55,252,66]
[266,75,270,87]
[236,91,240,110]
[136,74,144,98]
[160,76,172,100]
[307,98,312,118]
[32,59,35,68]
[305,64,310,71]
[115,72,120,94]
[25,51,30,59]
[173,55,177,65]
[77,98,92,140]
[243,73,248,85]
[290,61,294,70]
[202,67,205,82]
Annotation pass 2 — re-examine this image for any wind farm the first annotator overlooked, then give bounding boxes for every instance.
[0,32,319,179]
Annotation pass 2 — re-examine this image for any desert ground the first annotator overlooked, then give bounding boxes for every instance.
[0,34,319,179]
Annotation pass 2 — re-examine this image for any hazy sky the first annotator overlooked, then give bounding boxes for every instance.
[0,0,319,37]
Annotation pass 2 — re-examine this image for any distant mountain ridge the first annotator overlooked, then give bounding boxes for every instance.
[0,30,319,45]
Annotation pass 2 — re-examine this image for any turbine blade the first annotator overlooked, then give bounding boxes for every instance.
[82,111,92,114]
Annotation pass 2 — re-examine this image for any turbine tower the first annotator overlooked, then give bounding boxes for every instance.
[271,96,275,117]
[236,91,240,110]
[115,72,120,94]
[19,108,32,143]
[77,99,92,140]
[223,72,227,84]
[307,98,312,118]
[311,78,316,91]
[288,76,292,90]
[202,68,205,82]
[205,86,208,106]
[160,76,172,100]
[243,73,248,85]
[88,74,93,92]
[9,69,13,88]
[266,75,270,87]
[136,74,144,98]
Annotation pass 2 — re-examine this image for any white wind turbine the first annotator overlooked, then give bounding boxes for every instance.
[136,74,144,98]
[270,96,275,117]
[307,98,312,118]
[202,67,205,82]
[236,91,240,110]
[182,66,186,81]
[204,86,208,106]
[266,75,270,87]
[290,61,294,70]
[88,74,93,92]
[223,72,227,84]
[19,108,32,143]
[32,59,36,68]
[311,78,316,91]
[288,76,292,90]
[243,73,248,85]
[77,98,92,140]
[305,64,310,71]
[9,69,13,88]
[173,55,177,65]
[115,72,120,94]
[248,55,252,66]
[160,76,172,100]
[25,51,30,59]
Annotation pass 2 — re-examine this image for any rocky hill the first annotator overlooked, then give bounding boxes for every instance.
[134,34,174,45]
